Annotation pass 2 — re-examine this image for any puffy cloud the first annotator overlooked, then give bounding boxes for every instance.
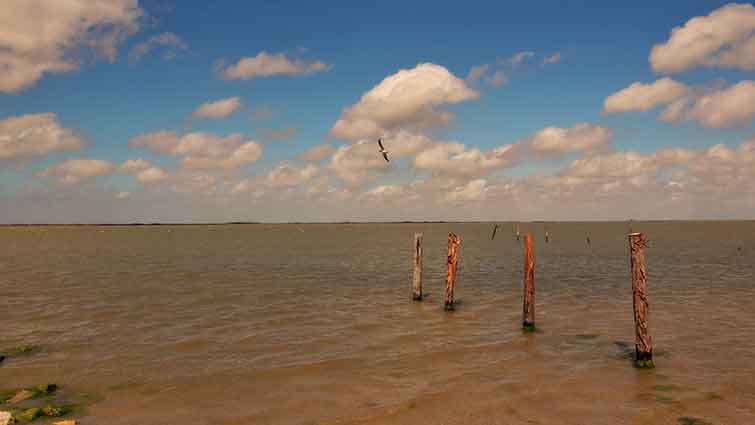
[330,63,479,141]
[215,51,331,80]
[687,80,755,128]
[542,52,562,65]
[328,131,434,184]
[119,158,151,172]
[191,97,241,119]
[257,127,297,141]
[129,131,263,171]
[445,179,488,202]
[604,78,755,128]
[266,162,318,188]
[296,144,335,162]
[526,123,612,157]
[136,167,169,184]
[230,178,260,195]
[650,3,755,73]
[0,0,143,93]
[0,113,82,164]
[128,32,188,63]
[119,158,170,187]
[413,141,518,178]
[38,158,114,184]
[557,152,657,181]
[328,141,388,184]
[603,78,690,114]
[172,172,217,194]
[364,184,410,199]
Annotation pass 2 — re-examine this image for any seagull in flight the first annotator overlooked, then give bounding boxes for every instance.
[378,138,389,162]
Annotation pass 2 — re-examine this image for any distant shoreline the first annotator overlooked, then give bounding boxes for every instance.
[1,219,753,226]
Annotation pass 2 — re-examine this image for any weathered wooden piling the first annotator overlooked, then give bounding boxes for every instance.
[412,233,423,301]
[444,233,461,311]
[629,232,654,368]
[522,233,535,331]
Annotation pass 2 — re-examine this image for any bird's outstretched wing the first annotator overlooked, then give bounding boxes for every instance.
[378,138,385,150]
[382,152,390,162]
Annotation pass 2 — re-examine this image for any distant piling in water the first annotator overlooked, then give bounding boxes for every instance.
[444,233,461,311]
[412,233,423,301]
[522,233,535,332]
[629,232,654,368]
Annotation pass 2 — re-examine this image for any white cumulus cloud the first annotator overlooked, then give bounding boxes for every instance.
[687,80,755,128]
[215,51,331,80]
[330,63,479,141]
[129,131,263,171]
[191,97,242,119]
[650,3,755,73]
[526,123,613,158]
[296,144,335,162]
[38,158,115,185]
[0,0,144,93]
[603,78,691,114]
[0,113,82,164]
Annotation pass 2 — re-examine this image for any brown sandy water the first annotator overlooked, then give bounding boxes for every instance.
[1,222,754,424]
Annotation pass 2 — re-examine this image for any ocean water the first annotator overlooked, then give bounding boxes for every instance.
[1,222,754,424]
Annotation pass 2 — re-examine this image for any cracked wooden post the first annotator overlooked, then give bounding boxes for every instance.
[629,232,654,368]
[522,233,535,332]
[412,233,423,301]
[444,233,461,311]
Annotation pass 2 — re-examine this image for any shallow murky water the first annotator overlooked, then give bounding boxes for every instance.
[1,222,754,424]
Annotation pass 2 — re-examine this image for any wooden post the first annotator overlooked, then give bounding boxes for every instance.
[412,233,423,301]
[522,233,535,331]
[629,232,654,368]
[444,233,461,311]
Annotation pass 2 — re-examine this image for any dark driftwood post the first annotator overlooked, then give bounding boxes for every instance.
[444,233,461,311]
[522,233,535,331]
[629,232,654,368]
[412,233,423,301]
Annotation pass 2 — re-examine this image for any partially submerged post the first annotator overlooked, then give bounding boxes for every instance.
[629,232,654,368]
[412,233,423,301]
[522,233,535,332]
[444,233,461,311]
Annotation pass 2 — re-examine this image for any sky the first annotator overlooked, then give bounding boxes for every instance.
[1,0,754,223]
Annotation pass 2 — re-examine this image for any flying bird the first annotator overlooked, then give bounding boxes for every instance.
[378,138,389,162]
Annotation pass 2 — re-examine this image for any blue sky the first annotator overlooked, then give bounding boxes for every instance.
[1,0,754,222]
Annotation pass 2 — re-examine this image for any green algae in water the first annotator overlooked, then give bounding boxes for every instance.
[654,385,675,392]
[0,390,14,403]
[655,395,676,403]
[678,417,713,425]
[635,358,656,369]
[14,404,72,422]
[574,334,599,340]
[1,384,57,404]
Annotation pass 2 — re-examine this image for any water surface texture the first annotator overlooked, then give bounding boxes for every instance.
[2,222,754,424]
